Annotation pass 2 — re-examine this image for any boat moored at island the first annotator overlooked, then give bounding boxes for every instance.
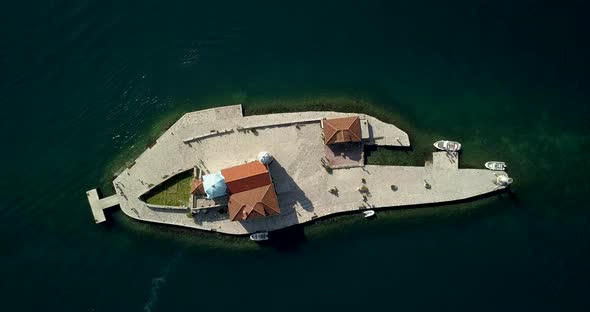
[249,232,269,241]
[434,140,462,152]
[494,174,513,186]
[485,161,507,171]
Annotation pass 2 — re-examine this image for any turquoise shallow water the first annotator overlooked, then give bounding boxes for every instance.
[1,0,589,311]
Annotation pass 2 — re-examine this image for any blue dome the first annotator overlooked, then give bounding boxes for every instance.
[202,172,227,199]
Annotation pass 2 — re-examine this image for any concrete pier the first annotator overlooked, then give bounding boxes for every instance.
[86,189,120,223]
[89,104,510,234]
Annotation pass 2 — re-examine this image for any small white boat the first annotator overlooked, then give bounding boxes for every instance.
[485,161,506,171]
[363,210,375,218]
[433,140,462,152]
[495,174,513,186]
[249,232,269,241]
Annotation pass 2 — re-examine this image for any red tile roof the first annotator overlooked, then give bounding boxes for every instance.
[228,184,280,221]
[191,179,204,195]
[323,116,362,144]
[221,161,271,194]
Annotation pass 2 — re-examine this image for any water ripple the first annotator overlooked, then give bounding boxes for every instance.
[143,251,183,312]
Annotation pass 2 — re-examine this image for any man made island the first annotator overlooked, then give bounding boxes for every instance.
[86,104,512,235]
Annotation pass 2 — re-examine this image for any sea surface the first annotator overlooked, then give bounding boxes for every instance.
[1,0,589,311]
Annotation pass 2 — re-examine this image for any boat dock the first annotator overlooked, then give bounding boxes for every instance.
[86,189,120,223]
[87,104,510,234]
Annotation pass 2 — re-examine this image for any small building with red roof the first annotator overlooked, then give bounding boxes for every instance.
[191,179,204,195]
[322,116,362,145]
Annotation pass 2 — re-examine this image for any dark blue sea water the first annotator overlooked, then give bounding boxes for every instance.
[1,0,589,311]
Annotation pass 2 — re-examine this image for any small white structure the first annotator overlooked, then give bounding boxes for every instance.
[258,151,273,165]
[360,119,370,140]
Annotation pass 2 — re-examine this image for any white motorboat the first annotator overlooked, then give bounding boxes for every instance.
[363,210,375,218]
[433,140,462,152]
[494,174,513,186]
[249,232,269,241]
[485,161,506,171]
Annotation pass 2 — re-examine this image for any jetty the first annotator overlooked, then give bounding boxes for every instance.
[86,189,119,223]
[87,104,511,234]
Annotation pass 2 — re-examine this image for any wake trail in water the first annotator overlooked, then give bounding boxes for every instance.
[143,251,183,312]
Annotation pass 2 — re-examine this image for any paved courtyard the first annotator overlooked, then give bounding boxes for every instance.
[324,142,364,168]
